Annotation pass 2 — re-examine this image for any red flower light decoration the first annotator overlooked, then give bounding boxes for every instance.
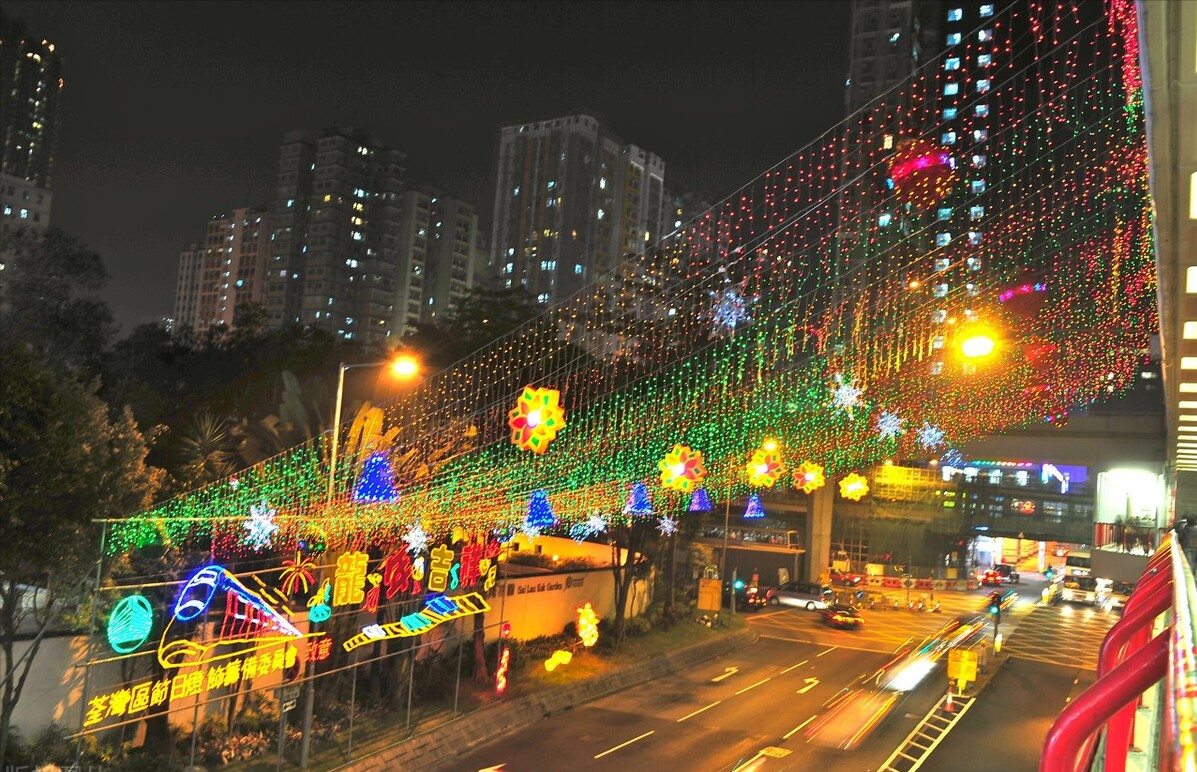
[659,444,707,493]
[793,461,826,493]
[887,138,957,209]
[508,386,566,454]
[747,448,784,488]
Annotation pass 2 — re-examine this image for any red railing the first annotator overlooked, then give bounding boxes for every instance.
[1039,532,1196,772]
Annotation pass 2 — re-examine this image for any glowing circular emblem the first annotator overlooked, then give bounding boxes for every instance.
[107,594,153,654]
[886,138,957,209]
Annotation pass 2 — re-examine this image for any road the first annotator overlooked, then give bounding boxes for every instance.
[434,587,1116,772]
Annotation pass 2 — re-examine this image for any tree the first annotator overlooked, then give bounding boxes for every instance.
[0,226,116,374]
[0,344,162,762]
[403,285,542,368]
[606,517,656,645]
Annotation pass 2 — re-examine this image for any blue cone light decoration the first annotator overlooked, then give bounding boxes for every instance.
[624,481,654,516]
[687,487,713,513]
[525,489,557,529]
[743,493,766,519]
[354,452,399,503]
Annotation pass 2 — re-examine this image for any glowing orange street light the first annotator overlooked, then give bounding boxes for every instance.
[391,353,420,379]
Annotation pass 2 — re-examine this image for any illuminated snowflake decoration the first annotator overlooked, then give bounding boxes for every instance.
[830,373,863,419]
[941,448,964,467]
[917,422,946,449]
[569,513,608,543]
[709,286,753,337]
[244,501,278,550]
[656,516,679,537]
[519,524,542,540]
[402,524,429,555]
[876,411,904,441]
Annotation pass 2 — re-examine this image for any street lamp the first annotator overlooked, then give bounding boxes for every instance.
[326,353,421,504]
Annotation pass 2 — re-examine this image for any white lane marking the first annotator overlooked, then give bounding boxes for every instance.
[796,677,820,694]
[711,666,740,682]
[783,715,818,740]
[735,677,771,695]
[676,700,721,722]
[780,659,809,674]
[817,646,837,657]
[758,634,897,656]
[593,730,655,759]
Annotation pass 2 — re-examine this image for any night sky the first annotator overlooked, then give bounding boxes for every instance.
[6,0,850,333]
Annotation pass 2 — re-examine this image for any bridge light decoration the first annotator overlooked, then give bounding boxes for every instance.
[839,473,870,501]
[886,137,957,209]
[793,461,826,494]
[508,386,566,454]
[659,444,707,493]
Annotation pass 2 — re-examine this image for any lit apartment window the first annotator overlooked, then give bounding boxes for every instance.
[938,207,953,221]
[976,79,991,93]
[975,104,989,118]
[575,264,584,275]
[973,129,988,142]
[971,180,986,194]
[943,107,958,120]
[968,231,983,245]
[945,57,961,71]
[978,29,993,42]
[978,54,992,67]
[942,132,957,145]
[947,8,963,21]
[944,82,959,96]
[537,293,550,303]
[972,154,987,168]
[980,4,994,17]
[935,258,951,271]
[947,32,961,45]
[878,213,893,227]
[970,205,985,220]
[935,232,952,247]
[934,283,949,298]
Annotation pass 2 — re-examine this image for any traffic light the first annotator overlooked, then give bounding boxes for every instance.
[1044,566,1056,580]
[987,591,1002,616]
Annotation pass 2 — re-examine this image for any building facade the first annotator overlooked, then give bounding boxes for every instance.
[172,242,203,334]
[489,113,666,307]
[0,171,52,229]
[0,11,64,231]
[173,206,272,335]
[266,127,406,349]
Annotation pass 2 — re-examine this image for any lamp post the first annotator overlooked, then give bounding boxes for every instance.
[302,351,418,768]
[325,353,421,504]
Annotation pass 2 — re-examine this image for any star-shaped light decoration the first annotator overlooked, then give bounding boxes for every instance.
[569,513,608,543]
[508,386,566,454]
[709,285,753,338]
[402,523,429,555]
[876,411,904,441]
[658,444,707,493]
[917,422,946,449]
[245,501,278,550]
[839,473,870,501]
[656,516,679,537]
[941,448,964,467]
[830,373,864,419]
[746,447,784,488]
[793,461,827,494]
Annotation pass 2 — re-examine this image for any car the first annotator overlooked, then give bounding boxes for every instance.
[724,580,768,611]
[766,581,833,610]
[993,563,1021,584]
[980,569,1003,586]
[1099,580,1135,611]
[828,568,865,586]
[819,603,864,629]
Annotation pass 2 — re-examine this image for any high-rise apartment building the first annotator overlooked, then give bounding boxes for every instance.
[173,242,203,333]
[0,11,64,191]
[490,113,666,307]
[266,127,405,349]
[0,171,52,229]
[392,190,489,334]
[844,0,942,113]
[173,206,272,334]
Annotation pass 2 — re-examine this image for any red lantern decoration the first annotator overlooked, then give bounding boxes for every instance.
[886,138,957,209]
